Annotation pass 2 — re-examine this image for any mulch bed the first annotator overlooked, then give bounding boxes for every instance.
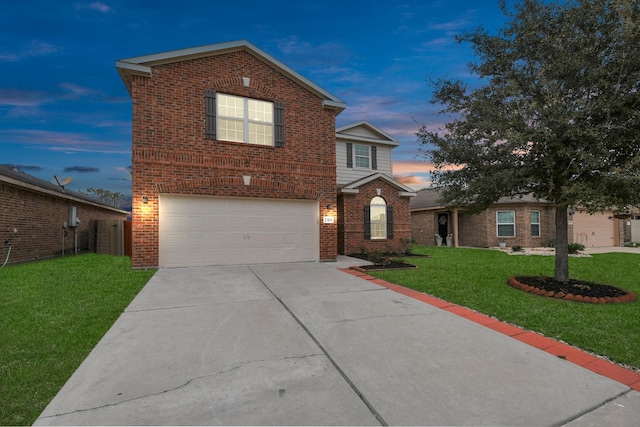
[347,253,427,271]
[356,261,418,271]
[508,276,637,304]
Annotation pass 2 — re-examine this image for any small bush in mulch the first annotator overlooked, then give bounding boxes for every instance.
[508,276,638,303]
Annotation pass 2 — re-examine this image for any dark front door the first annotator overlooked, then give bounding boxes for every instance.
[438,213,448,239]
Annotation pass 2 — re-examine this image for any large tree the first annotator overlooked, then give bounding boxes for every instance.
[418,0,640,282]
[85,187,127,208]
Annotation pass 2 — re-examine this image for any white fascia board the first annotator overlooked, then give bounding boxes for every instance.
[344,173,416,194]
[336,134,400,147]
[116,40,347,111]
[117,40,252,65]
[115,61,152,75]
[336,121,399,144]
[323,99,347,113]
[340,188,360,194]
[399,191,417,198]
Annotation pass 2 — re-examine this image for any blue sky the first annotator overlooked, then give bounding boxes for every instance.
[0,0,510,200]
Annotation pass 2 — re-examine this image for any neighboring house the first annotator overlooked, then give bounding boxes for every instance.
[116,40,415,269]
[411,188,626,248]
[0,165,128,264]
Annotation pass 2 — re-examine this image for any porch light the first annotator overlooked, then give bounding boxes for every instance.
[142,197,149,204]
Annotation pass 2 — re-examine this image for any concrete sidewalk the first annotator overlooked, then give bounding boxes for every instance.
[35,258,638,426]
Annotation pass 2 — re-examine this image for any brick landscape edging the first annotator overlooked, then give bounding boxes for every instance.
[507,276,638,304]
[339,268,640,392]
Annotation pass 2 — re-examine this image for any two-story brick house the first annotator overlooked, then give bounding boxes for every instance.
[116,40,415,268]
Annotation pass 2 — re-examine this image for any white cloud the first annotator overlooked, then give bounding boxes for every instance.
[59,82,102,99]
[394,174,433,190]
[0,40,59,62]
[0,89,51,107]
[428,18,470,31]
[0,129,128,154]
[87,1,111,13]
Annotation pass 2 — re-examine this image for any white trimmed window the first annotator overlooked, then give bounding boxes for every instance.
[530,210,541,237]
[355,144,370,168]
[370,196,387,239]
[205,91,284,146]
[217,94,274,145]
[346,143,377,170]
[497,210,515,237]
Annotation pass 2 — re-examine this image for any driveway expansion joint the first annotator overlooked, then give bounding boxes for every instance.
[556,388,633,426]
[249,266,388,426]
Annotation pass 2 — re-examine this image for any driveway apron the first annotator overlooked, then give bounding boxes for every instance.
[35,260,633,426]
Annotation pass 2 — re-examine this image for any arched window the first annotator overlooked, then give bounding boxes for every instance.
[369,196,387,239]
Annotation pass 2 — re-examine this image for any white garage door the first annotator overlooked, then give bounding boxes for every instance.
[572,211,615,247]
[159,195,319,267]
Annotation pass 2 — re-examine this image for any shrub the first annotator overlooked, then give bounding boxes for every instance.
[568,242,585,254]
[512,245,524,252]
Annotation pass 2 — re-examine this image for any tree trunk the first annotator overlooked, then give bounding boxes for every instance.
[554,205,569,283]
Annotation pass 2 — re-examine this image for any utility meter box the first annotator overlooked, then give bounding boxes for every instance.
[68,206,80,227]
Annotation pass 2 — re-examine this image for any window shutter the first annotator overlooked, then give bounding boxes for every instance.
[274,101,284,147]
[386,205,394,239]
[346,143,353,168]
[205,90,217,139]
[371,146,377,170]
[364,205,371,239]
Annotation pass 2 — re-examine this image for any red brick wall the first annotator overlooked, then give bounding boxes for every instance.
[411,210,438,245]
[411,204,556,248]
[0,182,127,264]
[478,205,555,247]
[130,50,338,268]
[339,178,412,255]
[458,210,489,247]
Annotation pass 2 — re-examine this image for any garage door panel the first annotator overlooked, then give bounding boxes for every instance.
[572,211,615,247]
[159,196,319,267]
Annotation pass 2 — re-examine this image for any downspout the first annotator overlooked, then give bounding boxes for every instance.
[452,207,459,247]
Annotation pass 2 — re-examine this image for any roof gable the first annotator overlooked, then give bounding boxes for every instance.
[336,121,399,147]
[341,172,416,195]
[115,40,346,112]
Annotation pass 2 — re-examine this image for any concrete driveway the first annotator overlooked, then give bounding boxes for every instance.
[35,258,639,426]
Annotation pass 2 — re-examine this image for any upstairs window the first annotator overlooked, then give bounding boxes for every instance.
[218,94,273,145]
[205,91,284,147]
[496,210,515,237]
[355,144,370,168]
[346,143,377,170]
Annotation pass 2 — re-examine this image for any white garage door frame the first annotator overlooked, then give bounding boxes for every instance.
[159,195,319,267]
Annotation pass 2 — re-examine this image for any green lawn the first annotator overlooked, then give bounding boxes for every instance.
[0,254,155,426]
[1,249,638,425]
[372,246,640,370]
